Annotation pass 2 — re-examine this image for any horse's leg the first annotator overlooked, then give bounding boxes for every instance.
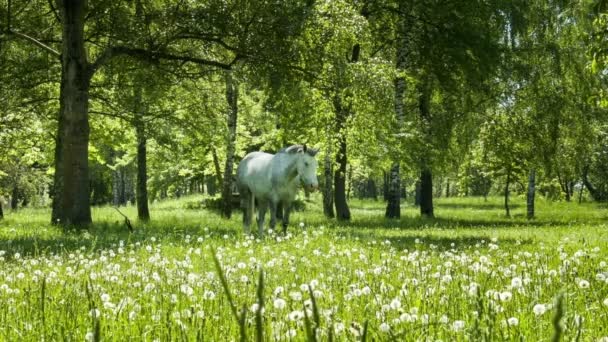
[269,201,278,232]
[282,202,293,235]
[243,190,253,235]
[256,201,268,237]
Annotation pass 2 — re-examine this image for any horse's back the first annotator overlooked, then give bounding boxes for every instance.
[237,152,274,190]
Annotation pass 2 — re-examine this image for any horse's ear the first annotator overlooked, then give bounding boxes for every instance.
[309,148,319,157]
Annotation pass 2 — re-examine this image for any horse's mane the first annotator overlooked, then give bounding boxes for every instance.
[278,145,318,157]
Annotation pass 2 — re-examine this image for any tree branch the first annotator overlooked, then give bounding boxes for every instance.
[89,45,236,76]
[7,29,61,57]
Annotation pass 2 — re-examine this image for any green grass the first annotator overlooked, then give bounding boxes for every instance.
[0,195,607,341]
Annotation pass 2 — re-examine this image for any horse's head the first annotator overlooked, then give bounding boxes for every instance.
[294,145,319,192]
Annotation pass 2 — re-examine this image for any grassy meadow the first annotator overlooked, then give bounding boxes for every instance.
[0,195,607,341]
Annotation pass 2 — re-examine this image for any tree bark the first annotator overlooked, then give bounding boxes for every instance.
[385,4,407,219]
[445,179,450,198]
[50,114,64,224]
[414,180,421,206]
[212,149,223,189]
[333,96,351,221]
[56,0,92,226]
[418,78,434,218]
[527,168,535,219]
[221,70,238,218]
[504,172,511,218]
[0,200,3,219]
[10,186,19,210]
[420,168,434,217]
[322,147,335,218]
[134,87,150,221]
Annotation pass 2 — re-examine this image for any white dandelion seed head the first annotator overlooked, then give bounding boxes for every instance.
[533,304,547,316]
[273,298,286,310]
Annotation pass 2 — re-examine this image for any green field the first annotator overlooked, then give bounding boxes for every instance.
[0,196,607,341]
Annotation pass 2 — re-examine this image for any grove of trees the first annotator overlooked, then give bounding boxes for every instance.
[1,0,607,226]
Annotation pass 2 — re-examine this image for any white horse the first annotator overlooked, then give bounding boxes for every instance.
[236,145,319,236]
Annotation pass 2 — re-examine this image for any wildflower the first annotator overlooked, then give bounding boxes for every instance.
[578,279,590,289]
[507,317,519,326]
[533,304,547,316]
[452,320,465,331]
[273,298,287,310]
[499,291,513,302]
[334,322,345,334]
[511,277,523,289]
[85,332,94,342]
[286,329,297,338]
[289,291,302,301]
[379,322,390,332]
[101,293,111,302]
[288,310,304,321]
[603,298,608,307]
[180,284,194,296]
[439,315,449,324]
[390,298,401,310]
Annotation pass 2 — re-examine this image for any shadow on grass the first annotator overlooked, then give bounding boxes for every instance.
[342,231,534,251]
[0,215,242,258]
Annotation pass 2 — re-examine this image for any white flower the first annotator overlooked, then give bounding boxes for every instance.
[507,317,519,326]
[511,277,523,289]
[362,286,371,295]
[85,332,94,342]
[180,284,194,296]
[533,304,547,316]
[129,311,137,321]
[273,298,286,310]
[499,291,512,302]
[274,286,284,296]
[286,329,297,338]
[289,291,302,301]
[578,279,590,289]
[379,322,390,332]
[603,298,608,307]
[100,293,111,302]
[288,310,304,321]
[334,322,345,334]
[390,298,401,310]
[299,222,305,228]
[452,320,465,331]
[439,315,449,324]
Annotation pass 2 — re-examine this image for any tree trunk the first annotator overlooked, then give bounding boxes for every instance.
[578,178,584,204]
[385,6,407,219]
[221,70,238,218]
[385,163,401,218]
[420,168,434,217]
[134,88,150,222]
[51,115,64,224]
[0,200,3,219]
[446,179,450,198]
[414,180,421,206]
[527,169,535,219]
[346,164,353,200]
[504,172,511,218]
[56,0,92,226]
[382,170,389,201]
[322,148,335,218]
[212,149,223,189]
[11,186,19,210]
[333,97,351,221]
[334,134,351,220]
[418,78,434,218]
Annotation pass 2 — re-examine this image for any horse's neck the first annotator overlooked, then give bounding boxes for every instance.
[273,153,299,185]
